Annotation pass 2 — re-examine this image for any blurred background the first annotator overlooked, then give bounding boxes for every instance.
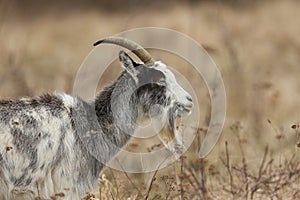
[0,0,300,199]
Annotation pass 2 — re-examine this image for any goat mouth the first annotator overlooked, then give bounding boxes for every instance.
[176,104,192,116]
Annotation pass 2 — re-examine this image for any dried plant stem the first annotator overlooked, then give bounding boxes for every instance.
[144,169,159,200]
[116,159,142,197]
[250,146,268,199]
[179,156,184,200]
[236,132,248,199]
[200,158,207,200]
[222,141,235,198]
[109,169,119,198]
[144,156,169,200]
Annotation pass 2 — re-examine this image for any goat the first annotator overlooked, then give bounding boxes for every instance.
[0,37,194,200]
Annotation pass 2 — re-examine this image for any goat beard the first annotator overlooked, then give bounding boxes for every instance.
[157,105,185,155]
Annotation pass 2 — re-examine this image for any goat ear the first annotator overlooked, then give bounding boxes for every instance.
[119,51,138,79]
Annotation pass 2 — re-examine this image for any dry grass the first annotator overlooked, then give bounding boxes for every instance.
[92,124,300,200]
[1,0,300,199]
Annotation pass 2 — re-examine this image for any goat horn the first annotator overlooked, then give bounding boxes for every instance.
[93,37,155,65]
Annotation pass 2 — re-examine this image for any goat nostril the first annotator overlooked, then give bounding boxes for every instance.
[186,96,193,102]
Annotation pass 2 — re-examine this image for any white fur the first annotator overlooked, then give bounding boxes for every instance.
[153,62,193,109]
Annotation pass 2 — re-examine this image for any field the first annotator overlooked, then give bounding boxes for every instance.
[0,0,300,199]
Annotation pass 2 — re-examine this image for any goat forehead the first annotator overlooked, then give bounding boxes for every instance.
[137,64,166,85]
[152,62,191,102]
[152,62,178,85]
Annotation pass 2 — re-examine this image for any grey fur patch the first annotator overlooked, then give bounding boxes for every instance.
[25,177,32,186]
[0,94,64,121]
[49,128,66,169]
[136,66,166,86]
[13,172,27,187]
[39,163,45,170]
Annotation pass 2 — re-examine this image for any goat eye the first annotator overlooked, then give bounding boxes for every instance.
[157,80,166,85]
[158,79,166,85]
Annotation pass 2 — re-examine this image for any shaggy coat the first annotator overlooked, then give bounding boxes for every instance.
[0,51,193,199]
